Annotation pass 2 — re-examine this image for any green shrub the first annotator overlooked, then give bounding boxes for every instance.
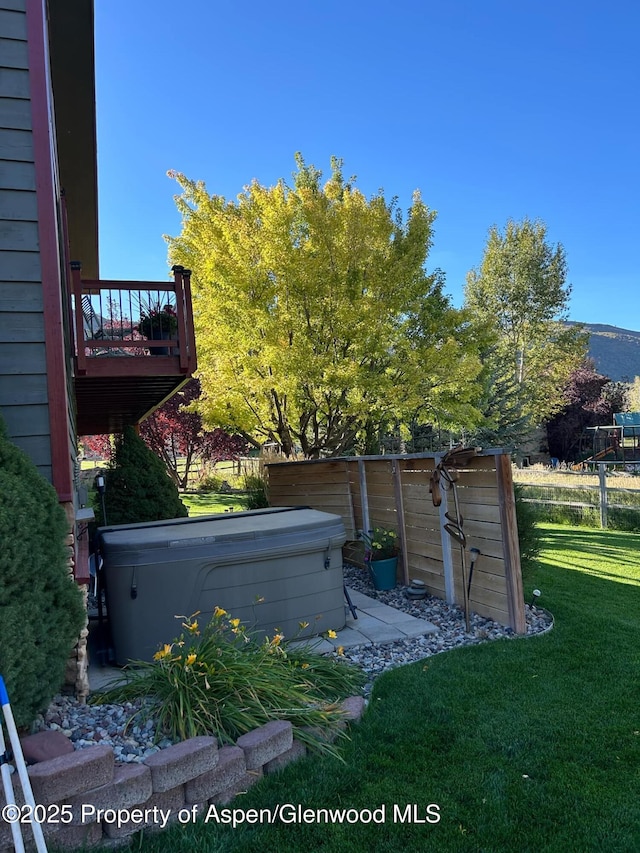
[607,508,640,533]
[0,419,85,728]
[195,472,224,493]
[244,471,269,510]
[95,426,187,525]
[514,483,542,576]
[94,609,365,757]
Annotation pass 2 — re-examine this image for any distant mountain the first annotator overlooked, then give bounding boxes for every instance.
[568,323,640,382]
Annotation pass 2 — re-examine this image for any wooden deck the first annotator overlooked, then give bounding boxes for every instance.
[71,265,197,435]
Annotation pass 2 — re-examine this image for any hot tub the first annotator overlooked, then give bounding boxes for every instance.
[98,506,346,665]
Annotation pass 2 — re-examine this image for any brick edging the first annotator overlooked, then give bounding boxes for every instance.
[0,697,366,851]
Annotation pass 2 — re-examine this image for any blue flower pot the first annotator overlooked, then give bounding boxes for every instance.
[368,556,398,591]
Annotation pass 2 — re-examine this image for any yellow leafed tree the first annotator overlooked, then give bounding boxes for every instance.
[166,154,482,457]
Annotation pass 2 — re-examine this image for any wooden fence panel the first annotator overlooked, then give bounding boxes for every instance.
[266,460,356,538]
[265,451,525,633]
[402,553,447,598]
[403,533,447,561]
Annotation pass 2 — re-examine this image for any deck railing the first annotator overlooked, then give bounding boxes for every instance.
[70,264,196,375]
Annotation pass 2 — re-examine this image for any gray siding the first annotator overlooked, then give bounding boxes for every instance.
[0,281,43,310]
[0,371,47,403]
[0,158,36,189]
[1,402,49,435]
[0,0,52,481]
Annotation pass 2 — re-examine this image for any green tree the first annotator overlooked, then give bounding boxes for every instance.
[96,426,188,526]
[465,218,587,430]
[469,350,532,449]
[167,154,482,457]
[0,418,85,728]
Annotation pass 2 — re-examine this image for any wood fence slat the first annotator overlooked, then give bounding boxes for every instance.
[454,486,500,506]
[367,484,395,498]
[404,550,445,571]
[450,537,505,561]
[457,599,510,625]
[454,582,509,615]
[404,566,446,595]
[363,469,394,485]
[268,472,347,485]
[455,457,498,472]
[462,552,506,577]
[365,460,395,474]
[405,538,448,562]
[456,470,500,488]
[404,518,443,539]
[404,521,442,540]
[458,519,503,542]
[398,465,435,478]
[458,503,502,524]
[268,493,352,508]
[368,496,400,512]
[401,483,435,500]
[268,483,348,497]
[465,568,509,595]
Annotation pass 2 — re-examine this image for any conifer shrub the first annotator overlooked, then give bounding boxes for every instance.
[514,483,542,577]
[0,419,85,728]
[243,471,269,510]
[96,425,188,525]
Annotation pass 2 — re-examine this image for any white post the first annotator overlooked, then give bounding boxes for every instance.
[0,677,48,852]
[435,453,456,604]
[358,459,370,538]
[0,719,25,852]
[392,460,410,585]
[598,463,608,529]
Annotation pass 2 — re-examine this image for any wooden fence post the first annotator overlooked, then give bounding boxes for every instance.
[496,453,526,634]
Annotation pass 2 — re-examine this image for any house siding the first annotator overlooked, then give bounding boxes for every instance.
[0,0,52,480]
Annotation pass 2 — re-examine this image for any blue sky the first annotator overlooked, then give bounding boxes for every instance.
[94,0,639,330]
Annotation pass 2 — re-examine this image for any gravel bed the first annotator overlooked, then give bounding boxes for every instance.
[34,565,552,760]
[33,698,174,763]
[339,563,552,693]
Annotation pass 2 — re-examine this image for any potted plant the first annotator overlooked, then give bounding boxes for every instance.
[361,527,399,591]
[137,302,178,354]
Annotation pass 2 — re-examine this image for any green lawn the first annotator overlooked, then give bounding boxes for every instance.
[180,492,249,516]
[108,525,640,853]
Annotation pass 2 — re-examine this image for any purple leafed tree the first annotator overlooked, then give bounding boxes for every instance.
[546,360,629,461]
[138,379,248,488]
[80,433,113,460]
